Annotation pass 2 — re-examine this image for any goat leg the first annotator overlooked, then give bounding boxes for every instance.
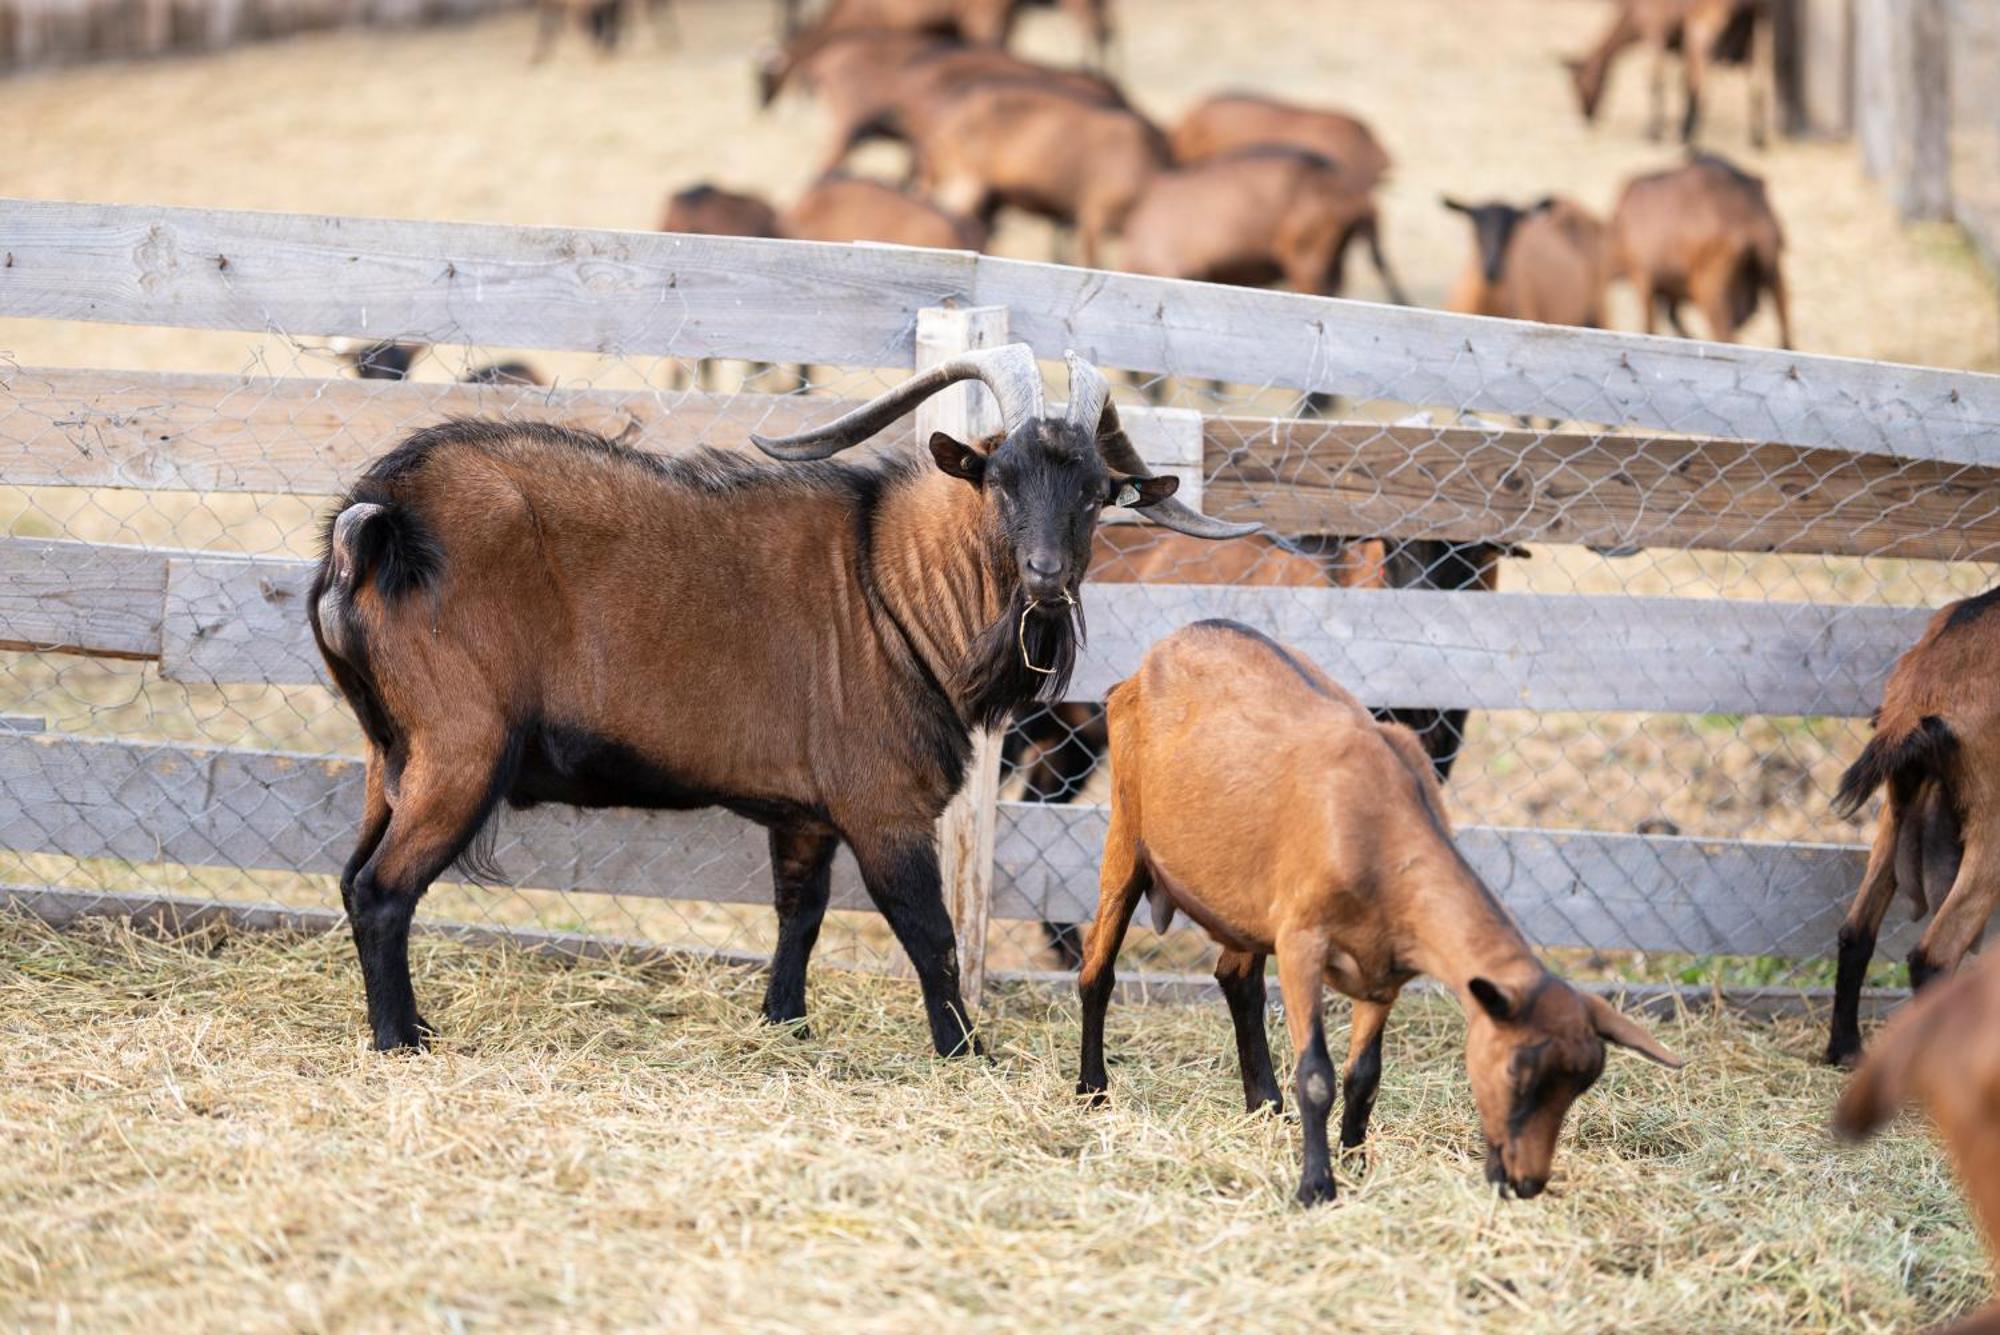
[1827,801,1902,1065]
[1339,997,1392,1153]
[1215,950,1281,1114]
[851,834,981,1057]
[1277,928,1337,1205]
[1076,795,1151,1102]
[762,823,839,1034]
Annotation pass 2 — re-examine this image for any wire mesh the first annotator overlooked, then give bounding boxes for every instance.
[1,276,1993,996]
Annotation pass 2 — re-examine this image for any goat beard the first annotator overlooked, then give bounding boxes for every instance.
[953,585,1084,732]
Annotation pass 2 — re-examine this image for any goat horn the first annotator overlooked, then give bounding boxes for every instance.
[1064,352,1261,540]
[751,343,1045,461]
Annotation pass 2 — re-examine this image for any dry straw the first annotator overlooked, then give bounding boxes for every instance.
[0,911,1985,1332]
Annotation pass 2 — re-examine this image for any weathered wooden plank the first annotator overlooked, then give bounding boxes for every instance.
[151,551,1930,716]
[0,732,872,909]
[1069,585,1927,715]
[991,801,1918,961]
[976,255,2000,466]
[0,200,973,366]
[0,733,1908,960]
[1855,0,1953,220]
[0,537,165,658]
[1201,415,2000,561]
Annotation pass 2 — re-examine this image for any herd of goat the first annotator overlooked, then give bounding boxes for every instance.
[312,0,2000,1316]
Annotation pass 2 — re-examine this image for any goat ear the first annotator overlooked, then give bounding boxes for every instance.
[928,432,986,486]
[1467,977,1515,1022]
[1583,992,1684,1068]
[1109,472,1179,509]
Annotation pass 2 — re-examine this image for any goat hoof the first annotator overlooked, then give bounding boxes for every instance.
[1823,1038,1861,1069]
[373,1019,431,1053]
[1076,1079,1109,1108]
[1295,1173,1337,1207]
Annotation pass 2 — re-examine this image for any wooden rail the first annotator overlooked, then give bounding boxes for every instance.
[0,537,1932,716]
[0,732,1920,959]
[6,201,1999,461]
[8,364,2000,561]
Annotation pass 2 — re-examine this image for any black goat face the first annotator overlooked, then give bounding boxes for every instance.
[1443,197,1553,286]
[928,419,1177,602]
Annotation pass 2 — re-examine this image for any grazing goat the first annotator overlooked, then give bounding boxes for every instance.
[758,30,1122,176]
[914,79,1166,267]
[1122,148,1408,305]
[1566,0,1768,146]
[1610,152,1791,346]
[1836,950,2000,1334]
[1169,93,1393,193]
[783,174,987,250]
[659,183,782,239]
[1015,531,1513,967]
[1444,196,1611,328]
[309,346,1253,1055]
[1076,621,1681,1204]
[1824,586,1999,1067]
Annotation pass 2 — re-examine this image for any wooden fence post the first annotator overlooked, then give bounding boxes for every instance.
[915,303,1009,1012]
[1855,0,1952,220]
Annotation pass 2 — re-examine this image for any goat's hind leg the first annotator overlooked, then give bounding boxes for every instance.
[1339,996,1394,1155]
[1827,793,1905,1065]
[1076,789,1149,1103]
[350,730,511,1051]
[1910,831,1996,992]
[1216,949,1280,1114]
[762,822,838,1035]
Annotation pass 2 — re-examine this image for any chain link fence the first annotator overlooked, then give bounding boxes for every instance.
[2,202,1995,999]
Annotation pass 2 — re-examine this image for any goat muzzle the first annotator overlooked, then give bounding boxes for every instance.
[1018,591,1077,676]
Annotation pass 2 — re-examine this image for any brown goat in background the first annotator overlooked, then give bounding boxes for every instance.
[659,183,782,238]
[1444,195,1611,329]
[1122,147,1407,304]
[308,347,1252,1055]
[782,173,987,249]
[1836,949,2000,1333]
[1076,621,1681,1205]
[1170,93,1393,193]
[1825,586,2000,1067]
[914,79,1167,265]
[1565,0,1769,147]
[1610,151,1791,346]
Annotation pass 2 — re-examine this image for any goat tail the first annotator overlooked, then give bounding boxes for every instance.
[1832,714,1958,820]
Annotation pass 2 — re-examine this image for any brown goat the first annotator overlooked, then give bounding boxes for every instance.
[1609,151,1791,346]
[1169,93,1393,194]
[914,79,1166,267]
[338,341,548,390]
[795,0,1108,55]
[1014,532,1512,968]
[1075,621,1681,1204]
[1122,148,1407,305]
[1566,0,1769,146]
[782,174,987,250]
[309,347,1252,1055]
[1824,586,2000,1067]
[1444,196,1611,329]
[1836,950,2000,1332]
[658,183,782,239]
[757,30,1122,176]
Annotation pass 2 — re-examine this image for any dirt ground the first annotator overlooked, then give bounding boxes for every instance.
[0,913,1987,1333]
[0,0,1993,373]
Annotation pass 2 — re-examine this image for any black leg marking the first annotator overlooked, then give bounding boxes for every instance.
[762,824,838,1036]
[1340,1028,1385,1150]
[1825,921,1878,1066]
[1293,1016,1338,1207]
[348,862,431,1052]
[1909,948,1944,993]
[1216,954,1281,1114]
[853,836,979,1057]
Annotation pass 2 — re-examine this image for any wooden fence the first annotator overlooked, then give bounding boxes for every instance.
[0,0,526,70]
[4,198,1999,1005]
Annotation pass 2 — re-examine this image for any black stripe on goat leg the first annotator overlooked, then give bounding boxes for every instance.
[1215,949,1281,1114]
[1340,997,1391,1153]
[763,821,839,1034]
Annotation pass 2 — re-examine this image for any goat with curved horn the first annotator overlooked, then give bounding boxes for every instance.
[1064,352,1261,540]
[751,343,1045,460]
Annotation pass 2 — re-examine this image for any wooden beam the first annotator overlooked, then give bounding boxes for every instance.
[974,255,2000,464]
[992,800,1919,962]
[1200,415,2000,561]
[917,304,1009,1011]
[0,199,973,367]
[1855,0,1954,220]
[0,734,1911,960]
[0,537,1924,715]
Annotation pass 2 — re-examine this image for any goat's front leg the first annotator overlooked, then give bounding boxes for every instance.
[850,831,980,1057]
[1340,997,1393,1153]
[1215,949,1280,1114]
[1276,928,1337,1205]
[762,822,839,1035]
